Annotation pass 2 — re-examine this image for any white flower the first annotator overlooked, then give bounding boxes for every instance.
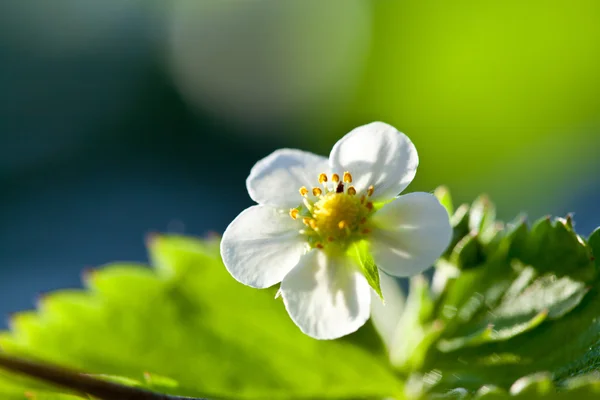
[220,122,452,340]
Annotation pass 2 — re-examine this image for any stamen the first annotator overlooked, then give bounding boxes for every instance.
[296,170,372,243]
[303,198,313,211]
[289,209,299,220]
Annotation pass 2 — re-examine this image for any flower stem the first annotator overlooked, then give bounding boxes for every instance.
[0,353,205,400]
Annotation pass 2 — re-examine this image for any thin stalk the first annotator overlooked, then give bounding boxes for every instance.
[0,353,205,400]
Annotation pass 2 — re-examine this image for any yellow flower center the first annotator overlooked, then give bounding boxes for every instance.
[289,172,375,248]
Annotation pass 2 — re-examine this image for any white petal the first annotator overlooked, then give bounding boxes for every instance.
[246,148,329,208]
[369,192,452,277]
[370,271,405,349]
[329,122,418,201]
[280,249,371,340]
[220,205,307,288]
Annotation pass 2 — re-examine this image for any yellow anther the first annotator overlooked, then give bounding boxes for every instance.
[338,220,348,229]
[360,217,367,224]
[299,186,309,196]
[289,209,299,220]
[366,202,374,211]
[301,218,319,230]
[343,171,353,183]
[312,187,322,196]
[347,186,356,196]
[318,173,328,183]
[362,228,372,235]
[331,173,340,183]
[327,236,335,242]
[367,185,375,197]
[360,195,366,204]
[316,243,324,249]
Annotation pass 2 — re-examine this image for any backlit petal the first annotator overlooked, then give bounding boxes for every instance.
[370,192,452,277]
[221,205,307,288]
[329,122,418,201]
[281,249,371,340]
[247,148,329,208]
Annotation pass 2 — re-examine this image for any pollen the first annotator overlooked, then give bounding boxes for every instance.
[312,193,362,239]
[367,185,374,197]
[295,172,376,248]
[289,209,300,220]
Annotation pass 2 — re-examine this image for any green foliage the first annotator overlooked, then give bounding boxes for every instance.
[0,236,401,399]
[1,190,600,399]
[394,192,600,398]
[350,240,383,299]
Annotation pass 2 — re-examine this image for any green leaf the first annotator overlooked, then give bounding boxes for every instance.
[449,234,485,270]
[389,276,443,374]
[0,235,402,400]
[425,213,598,391]
[434,186,454,216]
[589,228,600,269]
[350,240,383,299]
[23,394,85,400]
[2,188,600,400]
[468,195,497,243]
[378,188,600,398]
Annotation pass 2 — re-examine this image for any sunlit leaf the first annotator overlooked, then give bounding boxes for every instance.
[0,236,401,400]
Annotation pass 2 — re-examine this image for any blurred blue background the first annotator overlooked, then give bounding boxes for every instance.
[1,0,599,326]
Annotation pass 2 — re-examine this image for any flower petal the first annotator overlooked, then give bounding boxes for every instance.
[370,271,405,349]
[370,192,452,277]
[281,249,371,340]
[329,122,418,201]
[221,205,307,288]
[247,148,329,208]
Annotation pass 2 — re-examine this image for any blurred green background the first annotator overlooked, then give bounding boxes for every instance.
[1,0,599,323]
